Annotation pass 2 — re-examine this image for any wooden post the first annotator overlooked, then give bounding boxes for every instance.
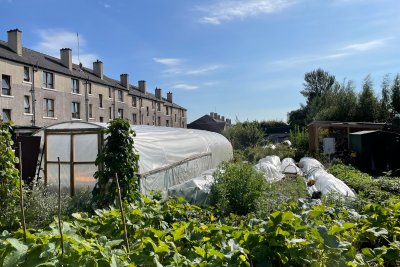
[58,157,64,255]
[115,173,130,252]
[18,142,27,242]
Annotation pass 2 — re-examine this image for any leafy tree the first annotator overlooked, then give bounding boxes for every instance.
[378,74,391,122]
[355,75,379,122]
[301,68,336,105]
[92,119,139,208]
[391,74,400,114]
[287,105,308,127]
[0,121,21,230]
[223,121,265,149]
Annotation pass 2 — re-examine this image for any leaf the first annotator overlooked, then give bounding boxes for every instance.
[194,246,206,258]
[361,248,375,258]
[208,249,225,260]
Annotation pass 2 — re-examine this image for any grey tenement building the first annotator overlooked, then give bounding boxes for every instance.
[0,29,187,129]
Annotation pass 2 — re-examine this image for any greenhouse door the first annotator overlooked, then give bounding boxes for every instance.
[44,129,102,195]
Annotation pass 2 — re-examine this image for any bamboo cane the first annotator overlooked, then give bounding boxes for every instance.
[115,173,130,252]
[58,157,64,254]
[18,142,27,242]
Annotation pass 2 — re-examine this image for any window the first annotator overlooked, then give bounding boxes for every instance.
[99,94,103,108]
[109,107,112,119]
[43,98,54,117]
[2,109,11,122]
[43,71,54,89]
[71,78,79,94]
[87,82,92,95]
[132,96,137,107]
[132,113,137,124]
[140,114,143,124]
[175,114,177,122]
[117,109,123,119]
[152,116,155,125]
[71,102,80,119]
[89,104,93,118]
[24,96,30,113]
[99,116,104,122]
[157,102,161,111]
[108,87,112,98]
[166,119,169,127]
[166,106,169,115]
[118,90,123,102]
[24,66,30,82]
[2,75,11,96]
[152,101,154,109]
[146,106,149,116]
[139,99,143,107]
[157,116,161,126]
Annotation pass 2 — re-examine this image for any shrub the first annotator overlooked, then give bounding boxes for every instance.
[223,121,265,149]
[290,125,309,160]
[240,144,295,164]
[0,121,21,230]
[210,162,266,215]
[92,119,140,208]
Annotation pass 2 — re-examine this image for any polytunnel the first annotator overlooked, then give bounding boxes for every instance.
[32,121,233,196]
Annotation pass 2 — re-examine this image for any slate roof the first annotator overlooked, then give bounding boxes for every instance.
[0,39,186,110]
[187,115,226,133]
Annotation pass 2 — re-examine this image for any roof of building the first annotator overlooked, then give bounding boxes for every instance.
[187,114,227,133]
[0,39,186,110]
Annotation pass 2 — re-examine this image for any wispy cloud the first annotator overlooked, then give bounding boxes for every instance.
[197,0,298,25]
[271,38,388,68]
[104,3,111,8]
[341,39,385,51]
[171,83,199,90]
[153,57,223,77]
[153,57,184,66]
[34,29,98,67]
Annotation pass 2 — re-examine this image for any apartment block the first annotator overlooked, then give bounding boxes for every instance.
[0,29,187,128]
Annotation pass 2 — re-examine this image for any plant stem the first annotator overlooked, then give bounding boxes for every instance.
[18,142,27,242]
[115,173,130,253]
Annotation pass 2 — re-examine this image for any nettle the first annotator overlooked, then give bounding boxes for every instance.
[0,121,21,230]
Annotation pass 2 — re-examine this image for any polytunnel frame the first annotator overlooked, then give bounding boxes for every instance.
[39,122,104,196]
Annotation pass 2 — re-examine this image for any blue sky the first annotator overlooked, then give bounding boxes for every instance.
[1,0,399,123]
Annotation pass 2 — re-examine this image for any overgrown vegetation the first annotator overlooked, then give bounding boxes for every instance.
[0,121,21,231]
[223,121,265,149]
[92,119,140,208]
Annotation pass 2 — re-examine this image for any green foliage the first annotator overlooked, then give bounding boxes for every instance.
[379,74,392,122]
[355,75,379,122]
[0,121,21,231]
[223,121,265,149]
[233,144,294,164]
[92,119,140,208]
[290,125,309,159]
[391,74,400,114]
[210,162,266,215]
[301,68,336,105]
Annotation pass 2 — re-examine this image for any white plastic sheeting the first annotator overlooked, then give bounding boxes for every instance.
[299,157,355,198]
[33,121,233,196]
[255,156,285,181]
[281,158,302,175]
[167,169,215,205]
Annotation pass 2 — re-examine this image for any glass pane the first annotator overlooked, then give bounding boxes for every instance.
[47,135,70,161]
[74,164,97,191]
[74,134,98,162]
[47,163,70,192]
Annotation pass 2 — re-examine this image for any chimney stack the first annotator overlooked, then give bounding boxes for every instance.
[60,48,72,70]
[167,92,173,103]
[210,112,214,118]
[155,88,162,99]
[138,80,146,94]
[221,116,225,121]
[7,29,22,56]
[93,60,103,79]
[120,74,129,89]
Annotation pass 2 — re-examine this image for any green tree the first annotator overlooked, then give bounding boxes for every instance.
[287,105,308,127]
[301,68,336,105]
[92,119,139,208]
[0,121,21,230]
[355,75,379,122]
[378,74,391,122]
[391,74,400,114]
[223,121,265,149]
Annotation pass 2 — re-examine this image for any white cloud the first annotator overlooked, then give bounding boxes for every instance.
[198,0,298,25]
[34,29,99,67]
[171,83,199,90]
[153,57,184,66]
[341,39,385,51]
[187,64,223,75]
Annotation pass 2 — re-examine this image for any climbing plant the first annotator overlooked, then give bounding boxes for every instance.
[92,119,139,208]
[0,121,21,230]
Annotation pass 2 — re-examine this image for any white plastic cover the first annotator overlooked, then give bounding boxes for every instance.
[306,169,355,198]
[255,161,285,181]
[167,169,215,205]
[258,155,281,168]
[299,157,325,175]
[281,158,302,175]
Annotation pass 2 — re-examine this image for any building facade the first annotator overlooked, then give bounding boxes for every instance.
[187,112,232,133]
[0,29,187,128]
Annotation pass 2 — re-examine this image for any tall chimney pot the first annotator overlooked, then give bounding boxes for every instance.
[155,88,162,99]
[60,48,72,70]
[120,74,129,89]
[138,80,146,94]
[7,29,22,56]
[93,60,103,79]
[167,92,173,103]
